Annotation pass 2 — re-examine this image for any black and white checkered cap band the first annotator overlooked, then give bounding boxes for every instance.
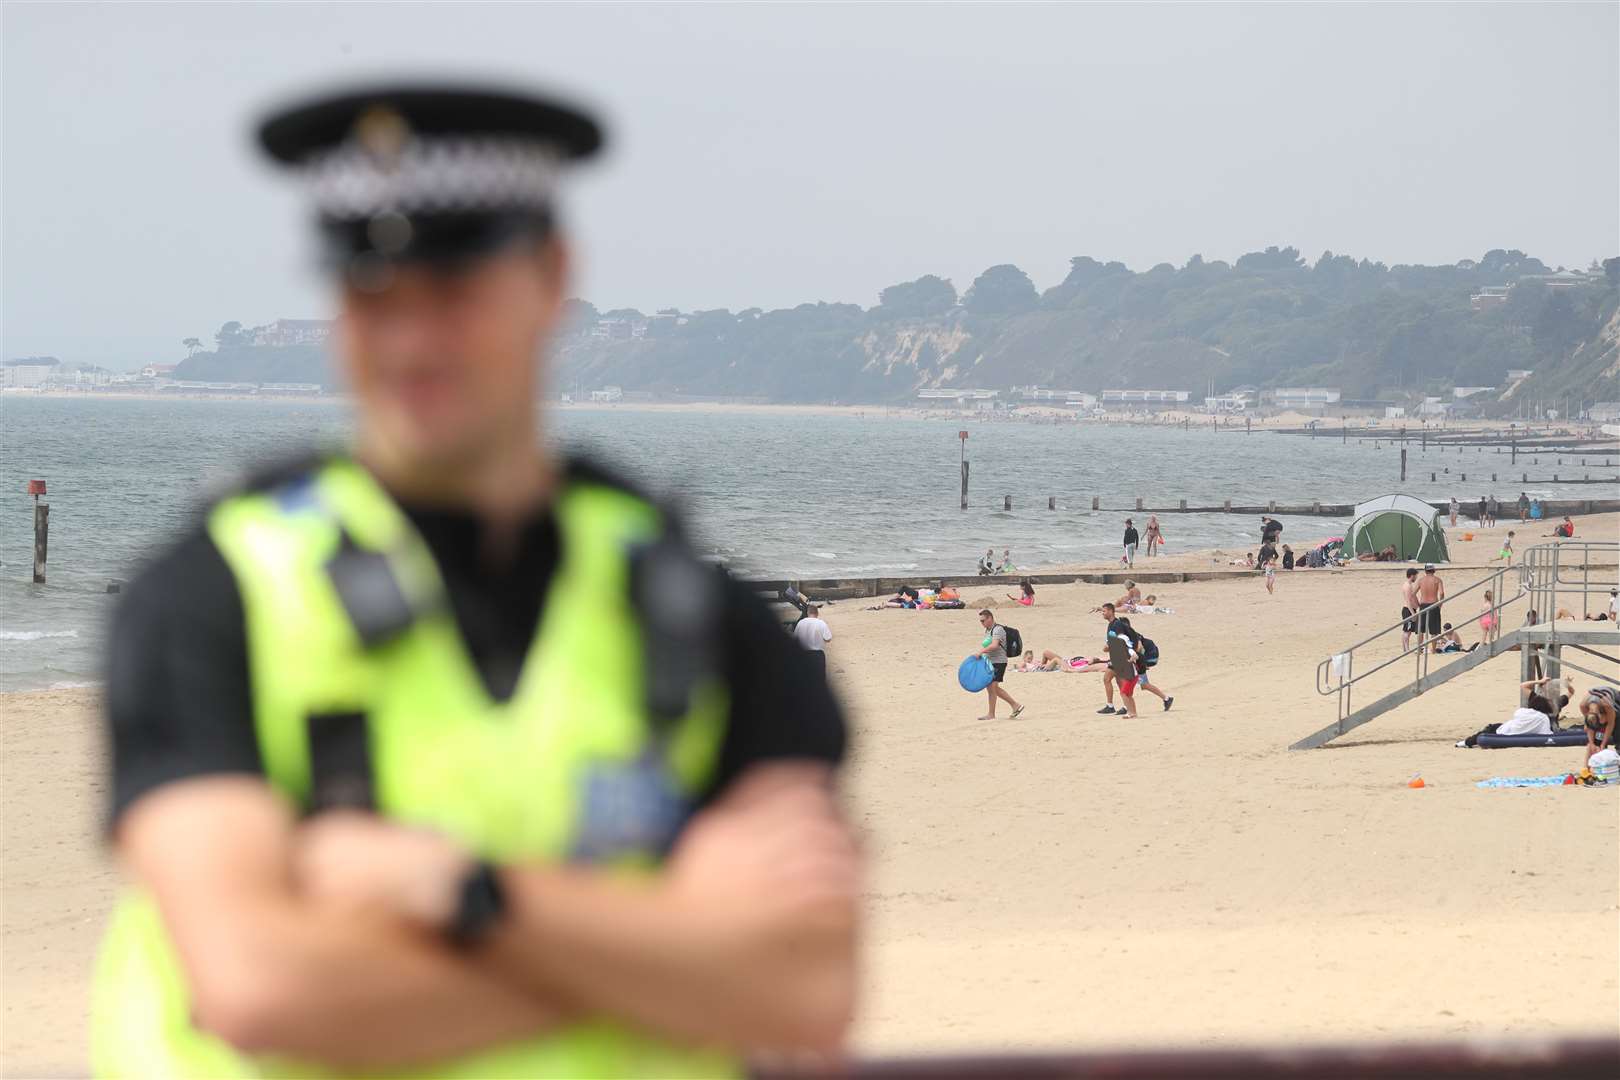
[303,137,561,218]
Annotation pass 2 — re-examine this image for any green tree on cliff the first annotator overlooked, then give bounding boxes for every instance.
[876,274,957,319]
[963,264,1038,315]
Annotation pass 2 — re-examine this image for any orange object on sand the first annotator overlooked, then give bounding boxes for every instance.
[1562,773,1578,786]
[1407,776,1426,789]
[1461,532,1474,541]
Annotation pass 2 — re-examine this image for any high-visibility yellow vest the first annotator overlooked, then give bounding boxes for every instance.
[93,458,736,1078]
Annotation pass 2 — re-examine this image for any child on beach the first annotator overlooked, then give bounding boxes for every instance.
[1006,579,1035,606]
[1263,554,1278,595]
[1480,589,1498,644]
[1014,650,1054,672]
[1495,531,1515,563]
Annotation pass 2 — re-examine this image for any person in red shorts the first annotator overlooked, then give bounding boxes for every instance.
[1096,603,1140,718]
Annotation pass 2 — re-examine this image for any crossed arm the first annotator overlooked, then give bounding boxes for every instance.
[117,762,858,1070]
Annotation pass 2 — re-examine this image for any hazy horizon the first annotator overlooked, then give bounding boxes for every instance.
[4,2,1617,368]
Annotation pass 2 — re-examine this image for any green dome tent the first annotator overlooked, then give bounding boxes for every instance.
[1344,494,1450,563]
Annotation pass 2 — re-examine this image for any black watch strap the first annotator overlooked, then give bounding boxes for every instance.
[447,861,507,948]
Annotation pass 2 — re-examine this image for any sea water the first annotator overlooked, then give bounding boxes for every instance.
[0,395,1583,690]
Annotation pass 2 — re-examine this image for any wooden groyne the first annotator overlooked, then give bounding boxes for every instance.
[980,496,1620,518]
[746,553,1620,602]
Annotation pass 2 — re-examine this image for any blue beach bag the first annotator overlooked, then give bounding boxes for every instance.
[958,654,995,692]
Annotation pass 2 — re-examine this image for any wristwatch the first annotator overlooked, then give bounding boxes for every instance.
[447,860,507,948]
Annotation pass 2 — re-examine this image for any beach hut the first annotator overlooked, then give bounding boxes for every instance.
[1344,494,1450,563]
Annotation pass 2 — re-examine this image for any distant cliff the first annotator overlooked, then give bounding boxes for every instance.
[172,249,1620,408]
[557,249,1620,409]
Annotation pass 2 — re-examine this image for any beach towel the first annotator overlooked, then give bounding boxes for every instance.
[1475,775,1573,788]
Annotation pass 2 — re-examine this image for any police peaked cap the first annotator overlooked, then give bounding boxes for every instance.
[256,83,604,268]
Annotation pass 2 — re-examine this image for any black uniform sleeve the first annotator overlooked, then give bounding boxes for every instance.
[104,529,262,827]
[705,575,848,802]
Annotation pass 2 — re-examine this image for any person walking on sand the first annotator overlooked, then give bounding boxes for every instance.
[1122,518,1139,567]
[1415,563,1445,648]
[1448,496,1459,528]
[1476,495,1487,528]
[1517,491,1530,522]
[975,609,1024,720]
[1486,496,1498,528]
[1113,616,1174,712]
[792,603,833,678]
[1101,622,1141,719]
[1096,602,1135,715]
[1400,568,1420,652]
[1144,515,1162,558]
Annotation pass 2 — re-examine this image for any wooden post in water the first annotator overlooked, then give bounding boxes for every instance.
[28,480,48,584]
[1179,499,1187,510]
[1003,495,1012,511]
[1048,496,1056,510]
[1135,497,1143,511]
[1223,499,1231,512]
[1511,438,1517,463]
[1400,448,1408,482]
[1092,496,1100,511]
[958,430,969,510]
[1246,416,1251,435]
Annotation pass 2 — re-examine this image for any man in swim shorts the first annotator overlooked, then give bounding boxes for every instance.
[1414,563,1445,646]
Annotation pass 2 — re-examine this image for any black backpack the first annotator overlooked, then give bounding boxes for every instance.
[1002,625,1023,658]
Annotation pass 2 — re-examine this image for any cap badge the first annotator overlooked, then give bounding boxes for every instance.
[353,105,410,168]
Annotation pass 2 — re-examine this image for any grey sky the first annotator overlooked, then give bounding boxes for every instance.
[4,2,1617,369]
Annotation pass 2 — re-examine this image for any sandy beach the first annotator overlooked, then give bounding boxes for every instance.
[3,520,1617,1075]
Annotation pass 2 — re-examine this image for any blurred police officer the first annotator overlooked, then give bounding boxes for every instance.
[96,83,856,1078]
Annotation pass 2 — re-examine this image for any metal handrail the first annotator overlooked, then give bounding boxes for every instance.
[1314,564,1525,726]
[1313,541,1618,726]
[1520,540,1619,622]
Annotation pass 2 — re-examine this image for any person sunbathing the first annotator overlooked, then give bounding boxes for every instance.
[1456,677,1571,746]
[1431,623,1477,653]
[1114,580,1142,608]
[1047,650,1105,672]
